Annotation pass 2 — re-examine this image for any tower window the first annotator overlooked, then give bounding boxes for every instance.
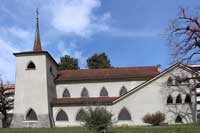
[167,95,173,104]
[56,110,68,121]
[118,107,132,120]
[50,67,53,73]
[26,108,38,121]
[27,61,36,69]
[100,87,108,97]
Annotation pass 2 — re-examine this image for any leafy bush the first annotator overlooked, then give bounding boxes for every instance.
[142,111,165,126]
[81,107,113,133]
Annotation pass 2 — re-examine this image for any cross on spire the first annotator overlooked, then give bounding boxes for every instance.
[33,8,42,52]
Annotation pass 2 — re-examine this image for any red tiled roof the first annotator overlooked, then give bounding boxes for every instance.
[52,97,118,105]
[0,84,15,90]
[56,66,160,82]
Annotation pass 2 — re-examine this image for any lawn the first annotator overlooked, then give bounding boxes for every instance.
[0,124,200,133]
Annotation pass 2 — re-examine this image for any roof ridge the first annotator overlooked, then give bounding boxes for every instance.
[59,65,159,72]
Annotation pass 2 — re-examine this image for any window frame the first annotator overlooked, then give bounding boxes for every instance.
[26,61,36,70]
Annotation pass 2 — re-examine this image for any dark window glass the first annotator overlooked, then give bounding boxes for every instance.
[81,88,89,98]
[63,89,70,98]
[118,108,131,120]
[27,62,36,69]
[176,94,182,104]
[100,87,108,97]
[26,109,38,121]
[120,86,127,96]
[167,77,173,85]
[50,67,53,73]
[175,115,182,123]
[56,110,68,121]
[185,94,191,103]
[167,95,173,104]
[76,109,86,121]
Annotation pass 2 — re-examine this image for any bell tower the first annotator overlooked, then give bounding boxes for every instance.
[11,9,57,128]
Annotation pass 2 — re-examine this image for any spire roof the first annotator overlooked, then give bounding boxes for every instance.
[33,8,42,52]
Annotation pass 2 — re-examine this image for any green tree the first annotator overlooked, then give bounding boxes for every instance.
[87,53,112,69]
[0,78,14,127]
[81,107,113,133]
[58,55,79,70]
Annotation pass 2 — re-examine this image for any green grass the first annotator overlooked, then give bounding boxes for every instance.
[0,124,200,133]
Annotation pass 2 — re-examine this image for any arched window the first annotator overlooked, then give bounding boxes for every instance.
[50,67,53,73]
[100,87,108,97]
[119,86,127,96]
[81,87,89,98]
[27,61,36,69]
[175,76,181,85]
[26,108,38,121]
[56,110,68,121]
[185,94,191,103]
[176,94,182,104]
[167,77,173,85]
[76,109,86,121]
[175,115,182,123]
[63,89,70,98]
[167,95,173,104]
[118,107,132,120]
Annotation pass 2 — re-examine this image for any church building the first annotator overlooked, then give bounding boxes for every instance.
[11,15,199,128]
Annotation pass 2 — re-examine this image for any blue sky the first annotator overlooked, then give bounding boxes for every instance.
[0,0,199,83]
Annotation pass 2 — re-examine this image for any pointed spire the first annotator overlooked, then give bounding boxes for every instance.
[33,8,42,52]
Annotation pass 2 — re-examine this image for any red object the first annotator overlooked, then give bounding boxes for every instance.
[52,97,118,105]
[56,66,160,82]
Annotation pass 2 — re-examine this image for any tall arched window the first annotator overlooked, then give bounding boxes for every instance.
[27,61,36,69]
[63,89,70,98]
[26,108,38,121]
[56,110,68,121]
[185,94,191,103]
[119,86,127,96]
[167,95,173,104]
[175,115,182,123]
[118,107,132,120]
[100,87,108,97]
[176,94,182,104]
[76,109,86,121]
[167,77,173,86]
[81,87,89,98]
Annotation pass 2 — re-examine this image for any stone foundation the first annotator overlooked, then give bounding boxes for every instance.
[11,114,51,128]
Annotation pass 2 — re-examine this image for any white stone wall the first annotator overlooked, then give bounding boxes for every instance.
[53,105,112,127]
[53,66,196,127]
[56,80,144,98]
[14,55,49,115]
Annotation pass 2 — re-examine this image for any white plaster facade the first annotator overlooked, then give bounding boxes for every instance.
[11,49,199,128]
[53,65,198,127]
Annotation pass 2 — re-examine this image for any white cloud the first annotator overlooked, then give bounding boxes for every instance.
[0,27,33,83]
[48,0,111,37]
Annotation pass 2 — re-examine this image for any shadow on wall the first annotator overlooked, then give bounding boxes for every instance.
[160,68,198,124]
